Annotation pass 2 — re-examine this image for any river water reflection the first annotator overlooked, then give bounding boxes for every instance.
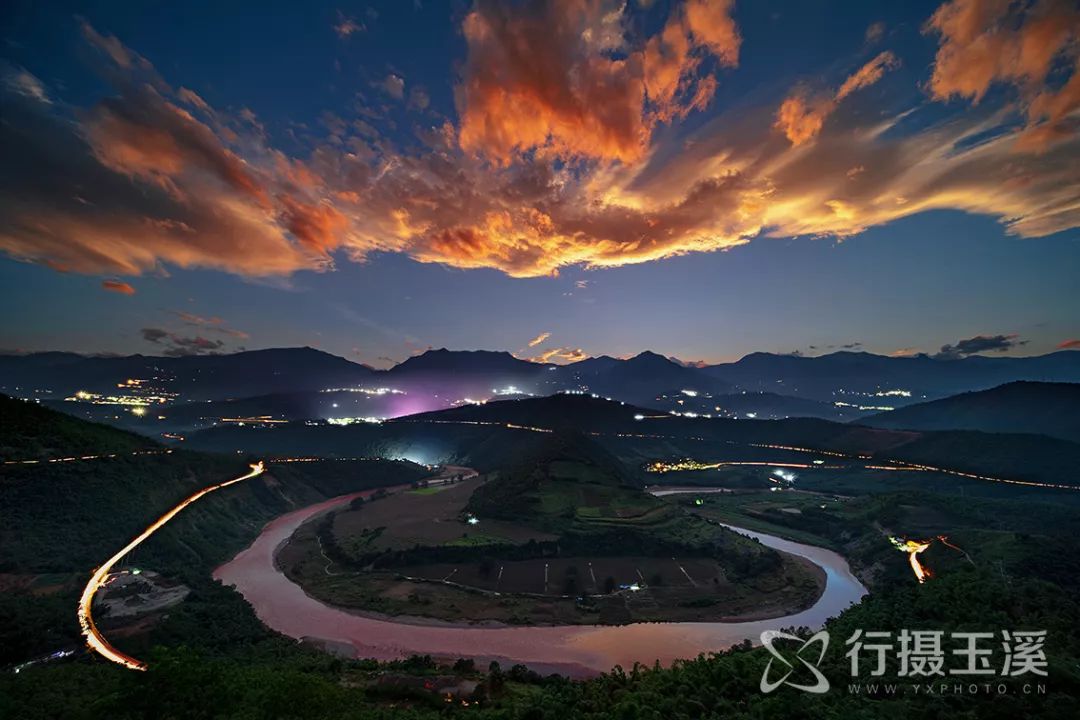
[214,489,867,677]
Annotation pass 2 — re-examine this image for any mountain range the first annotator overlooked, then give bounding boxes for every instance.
[182,392,1080,490]
[2,346,1078,434]
[699,350,1080,400]
[0,347,374,401]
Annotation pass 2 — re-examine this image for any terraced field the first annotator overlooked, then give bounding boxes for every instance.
[279,433,825,625]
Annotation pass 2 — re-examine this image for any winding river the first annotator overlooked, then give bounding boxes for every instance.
[214,488,867,677]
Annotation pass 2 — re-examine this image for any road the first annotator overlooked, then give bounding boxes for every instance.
[395,420,1079,492]
[3,448,173,466]
[77,461,265,671]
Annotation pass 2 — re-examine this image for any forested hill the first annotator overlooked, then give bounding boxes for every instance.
[0,394,157,461]
[861,381,1080,442]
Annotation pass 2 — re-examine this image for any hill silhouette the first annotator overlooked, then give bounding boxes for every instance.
[467,429,639,522]
[861,381,1080,442]
[701,350,1080,401]
[0,347,374,401]
[0,394,157,461]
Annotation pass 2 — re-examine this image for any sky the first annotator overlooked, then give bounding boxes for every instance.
[0,0,1077,367]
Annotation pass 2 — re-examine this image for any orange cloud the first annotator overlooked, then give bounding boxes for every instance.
[529,346,588,364]
[101,279,135,295]
[836,51,899,101]
[776,52,899,146]
[457,1,649,164]
[2,10,1079,286]
[527,332,551,347]
[0,24,341,278]
[1059,339,1080,350]
[85,90,269,206]
[278,196,348,257]
[925,0,1080,150]
[457,0,737,164]
[683,0,741,65]
[775,94,829,147]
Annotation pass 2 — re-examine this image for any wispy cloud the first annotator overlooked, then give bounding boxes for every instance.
[925,0,1079,151]
[378,73,405,100]
[528,346,588,364]
[171,311,250,339]
[333,11,365,39]
[864,21,885,44]
[2,65,50,104]
[775,51,899,146]
[101,279,135,295]
[140,327,227,357]
[935,333,1027,359]
[0,3,1077,285]
[527,331,551,347]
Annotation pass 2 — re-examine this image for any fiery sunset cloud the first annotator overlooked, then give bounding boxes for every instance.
[527,332,552,348]
[0,0,1078,285]
[775,51,900,146]
[925,0,1080,152]
[101,279,136,295]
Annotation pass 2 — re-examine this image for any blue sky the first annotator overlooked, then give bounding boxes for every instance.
[1,1,1077,365]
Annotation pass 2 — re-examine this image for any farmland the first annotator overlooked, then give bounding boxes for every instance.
[278,432,824,625]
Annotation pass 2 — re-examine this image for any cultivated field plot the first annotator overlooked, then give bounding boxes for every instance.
[331,477,555,556]
[404,555,728,596]
[292,548,823,626]
[281,452,827,625]
[536,478,672,524]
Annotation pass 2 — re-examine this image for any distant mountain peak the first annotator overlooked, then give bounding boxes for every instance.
[628,350,677,366]
[390,347,535,375]
[414,347,517,359]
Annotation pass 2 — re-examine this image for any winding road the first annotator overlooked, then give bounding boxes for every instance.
[78,462,265,671]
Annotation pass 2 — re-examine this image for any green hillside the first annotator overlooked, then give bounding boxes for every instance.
[0,398,429,666]
[862,381,1080,442]
[465,430,659,529]
[0,394,157,461]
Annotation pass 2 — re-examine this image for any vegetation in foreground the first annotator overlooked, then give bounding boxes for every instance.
[2,398,1080,718]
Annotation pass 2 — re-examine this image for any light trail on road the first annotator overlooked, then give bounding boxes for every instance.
[77,461,265,671]
[889,536,932,583]
[752,442,1080,492]
[398,420,1079,491]
[937,534,976,566]
[885,459,1080,491]
[3,449,173,466]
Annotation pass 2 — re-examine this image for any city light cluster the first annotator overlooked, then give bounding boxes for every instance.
[492,385,534,396]
[834,401,896,412]
[67,390,172,406]
[321,387,405,395]
[326,416,384,425]
[220,416,289,425]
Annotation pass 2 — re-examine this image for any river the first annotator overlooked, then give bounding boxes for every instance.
[214,488,867,677]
